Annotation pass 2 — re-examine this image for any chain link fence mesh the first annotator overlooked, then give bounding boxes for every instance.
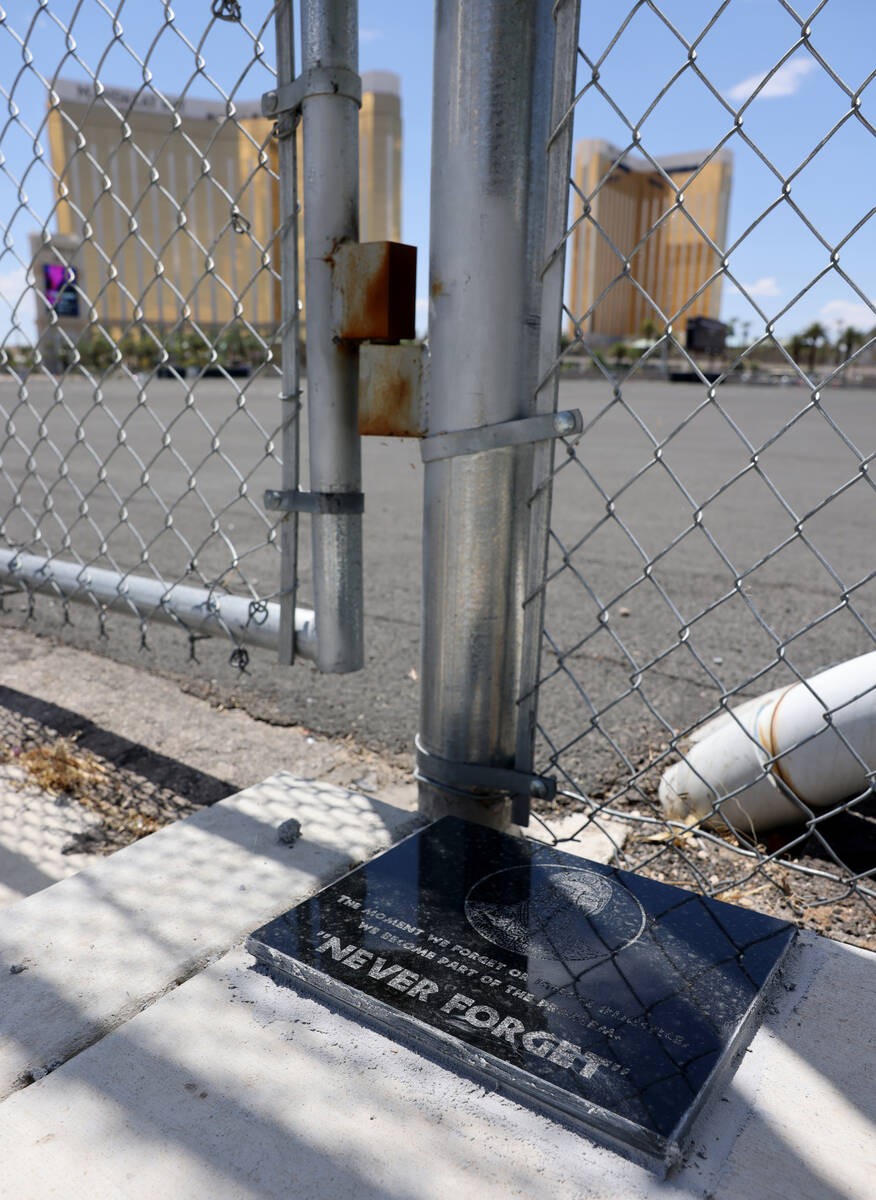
[1,2,874,947]
[0,1,292,663]
[527,0,875,948]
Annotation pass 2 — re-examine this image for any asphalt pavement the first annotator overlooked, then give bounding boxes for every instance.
[2,371,874,795]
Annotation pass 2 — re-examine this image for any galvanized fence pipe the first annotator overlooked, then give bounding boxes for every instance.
[418,0,557,826]
[273,0,302,665]
[515,0,583,788]
[0,549,317,657]
[298,0,363,673]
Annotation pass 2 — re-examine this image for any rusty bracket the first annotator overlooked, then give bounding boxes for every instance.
[415,736,555,826]
[264,489,364,515]
[420,409,583,463]
[262,67,362,119]
[359,343,428,437]
[332,241,417,342]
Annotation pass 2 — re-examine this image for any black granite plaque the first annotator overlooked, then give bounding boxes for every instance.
[247,817,794,1169]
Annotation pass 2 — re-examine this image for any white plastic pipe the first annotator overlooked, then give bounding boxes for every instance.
[659,651,876,833]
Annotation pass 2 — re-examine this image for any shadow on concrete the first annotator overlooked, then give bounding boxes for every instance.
[694,936,875,1200]
[0,842,56,898]
[0,684,236,808]
[0,776,419,1095]
[3,938,868,1200]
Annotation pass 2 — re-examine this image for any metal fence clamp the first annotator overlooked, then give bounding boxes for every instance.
[264,489,364,515]
[262,66,363,120]
[420,410,582,464]
[414,737,556,827]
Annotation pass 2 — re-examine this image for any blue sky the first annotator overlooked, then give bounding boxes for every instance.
[1,0,874,345]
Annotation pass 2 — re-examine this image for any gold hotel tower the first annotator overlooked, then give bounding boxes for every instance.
[567,139,732,343]
[40,71,403,340]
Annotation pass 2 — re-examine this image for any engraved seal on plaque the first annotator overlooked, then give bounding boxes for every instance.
[464,864,647,961]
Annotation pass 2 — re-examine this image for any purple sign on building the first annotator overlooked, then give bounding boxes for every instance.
[43,263,79,317]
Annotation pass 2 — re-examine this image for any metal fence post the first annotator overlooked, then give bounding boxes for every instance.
[516,0,582,787]
[418,0,557,826]
[299,0,364,673]
[273,0,302,665]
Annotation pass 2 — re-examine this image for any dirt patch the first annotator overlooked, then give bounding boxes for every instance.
[0,706,232,855]
[535,745,876,954]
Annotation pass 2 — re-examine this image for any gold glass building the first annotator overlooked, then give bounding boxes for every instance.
[40,72,403,340]
[359,70,402,243]
[567,139,732,343]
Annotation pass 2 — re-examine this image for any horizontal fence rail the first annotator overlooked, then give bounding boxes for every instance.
[0,548,316,657]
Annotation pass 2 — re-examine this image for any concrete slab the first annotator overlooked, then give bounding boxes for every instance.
[712,933,875,1200]
[0,773,872,1197]
[0,932,872,1199]
[0,774,420,1098]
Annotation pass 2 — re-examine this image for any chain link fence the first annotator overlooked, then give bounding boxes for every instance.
[1,1,874,947]
[0,1,298,666]
[527,0,875,947]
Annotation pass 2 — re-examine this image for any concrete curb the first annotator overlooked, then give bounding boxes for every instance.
[0,772,421,1098]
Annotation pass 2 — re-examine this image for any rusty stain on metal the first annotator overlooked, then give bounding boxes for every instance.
[321,236,344,270]
[361,370,413,436]
[359,343,427,438]
[332,241,417,341]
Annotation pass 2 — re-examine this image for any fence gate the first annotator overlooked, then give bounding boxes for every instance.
[0,1,314,665]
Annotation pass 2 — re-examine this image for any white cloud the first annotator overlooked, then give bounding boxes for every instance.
[0,265,30,304]
[728,276,781,299]
[727,57,816,104]
[360,28,384,43]
[818,298,875,331]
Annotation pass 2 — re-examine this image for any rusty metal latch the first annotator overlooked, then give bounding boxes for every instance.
[414,735,556,826]
[264,489,365,515]
[331,241,417,342]
[261,66,362,119]
[420,409,582,463]
[359,343,428,437]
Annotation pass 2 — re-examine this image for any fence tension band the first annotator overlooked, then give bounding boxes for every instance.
[261,67,362,119]
[264,489,365,515]
[415,736,556,825]
[420,409,583,463]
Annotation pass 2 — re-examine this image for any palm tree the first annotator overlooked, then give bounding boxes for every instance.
[837,325,861,363]
[787,333,805,366]
[801,322,827,373]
